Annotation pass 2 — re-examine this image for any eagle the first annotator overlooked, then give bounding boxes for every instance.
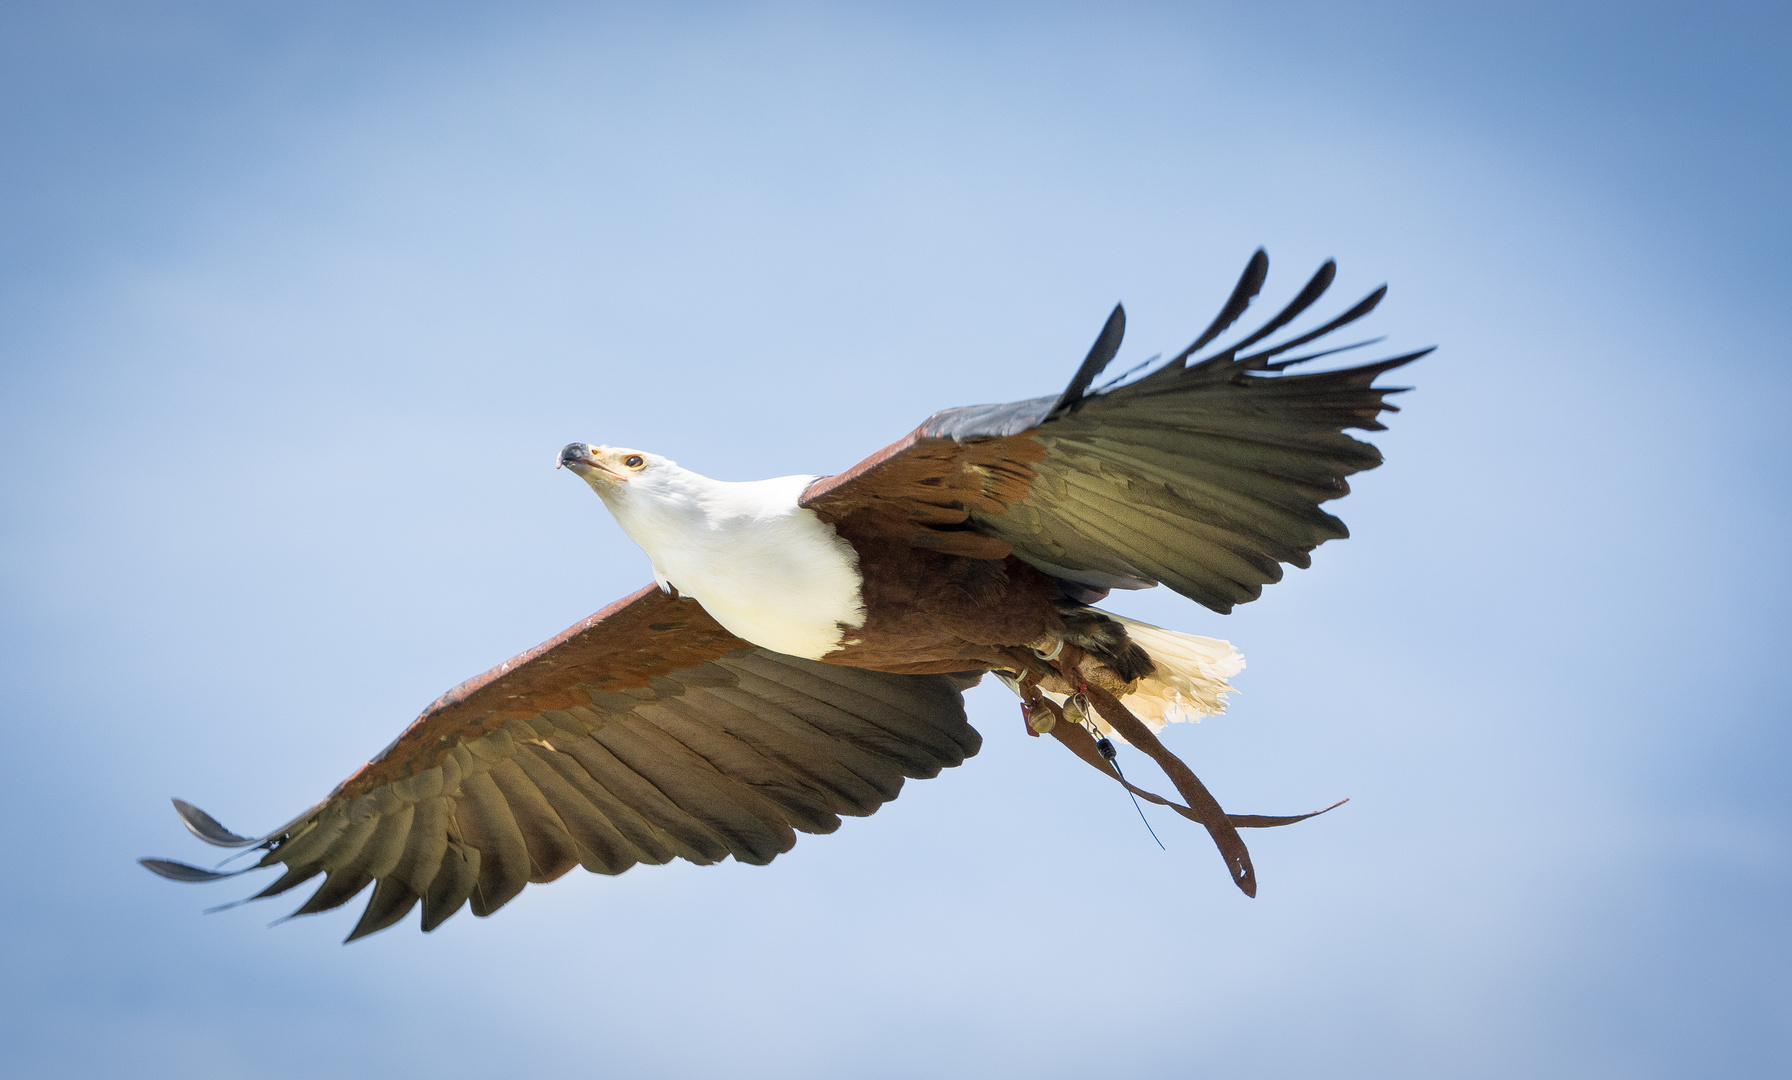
[142,250,1427,941]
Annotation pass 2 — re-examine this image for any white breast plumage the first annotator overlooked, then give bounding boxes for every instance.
[598,468,866,660]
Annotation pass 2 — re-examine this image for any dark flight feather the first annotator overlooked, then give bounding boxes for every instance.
[1049,303,1126,417]
[1171,246,1269,362]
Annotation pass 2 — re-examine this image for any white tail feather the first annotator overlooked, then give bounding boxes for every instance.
[1096,611,1244,735]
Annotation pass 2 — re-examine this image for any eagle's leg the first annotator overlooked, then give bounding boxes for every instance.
[1044,601,1154,685]
[1023,610,1150,699]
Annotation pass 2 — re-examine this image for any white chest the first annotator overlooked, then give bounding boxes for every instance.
[603,472,866,660]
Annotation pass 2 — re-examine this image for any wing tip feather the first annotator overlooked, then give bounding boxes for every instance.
[172,798,263,849]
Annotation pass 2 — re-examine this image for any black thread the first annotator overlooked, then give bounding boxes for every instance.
[1096,736,1165,851]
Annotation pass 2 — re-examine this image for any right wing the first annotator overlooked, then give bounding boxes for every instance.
[802,250,1429,612]
[143,585,981,940]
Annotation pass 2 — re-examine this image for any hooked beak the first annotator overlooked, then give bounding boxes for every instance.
[557,442,625,484]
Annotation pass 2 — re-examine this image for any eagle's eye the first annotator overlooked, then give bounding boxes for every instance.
[623,455,645,469]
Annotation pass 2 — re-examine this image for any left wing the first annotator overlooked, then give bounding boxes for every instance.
[143,586,981,940]
[802,250,1429,612]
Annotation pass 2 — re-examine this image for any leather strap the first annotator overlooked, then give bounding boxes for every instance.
[1019,672,1345,898]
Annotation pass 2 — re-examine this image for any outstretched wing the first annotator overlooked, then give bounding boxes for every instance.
[143,586,981,940]
[801,250,1429,612]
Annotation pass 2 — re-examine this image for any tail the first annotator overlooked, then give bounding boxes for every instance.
[1097,611,1244,734]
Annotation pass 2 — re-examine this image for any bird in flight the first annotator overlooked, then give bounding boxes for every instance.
[143,250,1427,941]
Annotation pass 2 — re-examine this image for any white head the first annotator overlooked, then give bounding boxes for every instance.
[558,441,717,570]
[556,442,680,506]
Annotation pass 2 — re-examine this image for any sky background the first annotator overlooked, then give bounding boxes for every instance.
[2,3,1788,1077]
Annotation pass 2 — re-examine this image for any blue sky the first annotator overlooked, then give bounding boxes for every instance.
[2,3,1788,1077]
